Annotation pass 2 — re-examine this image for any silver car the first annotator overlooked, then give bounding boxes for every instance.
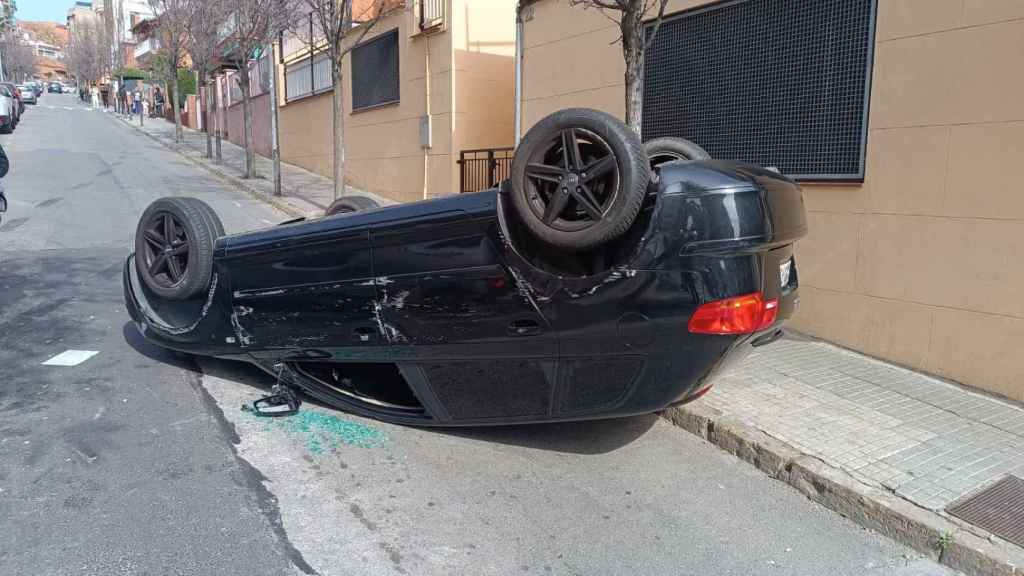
[17,85,37,105]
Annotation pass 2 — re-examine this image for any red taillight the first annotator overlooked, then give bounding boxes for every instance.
[687,292,779,335]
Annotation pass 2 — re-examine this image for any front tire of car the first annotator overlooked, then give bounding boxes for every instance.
[509,108,650,250]
[134,197,219,301]
[645,137,711,169]
[325,195,380,216]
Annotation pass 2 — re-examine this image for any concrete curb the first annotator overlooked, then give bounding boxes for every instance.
[662,402,1024,576]
[113,115,323,220]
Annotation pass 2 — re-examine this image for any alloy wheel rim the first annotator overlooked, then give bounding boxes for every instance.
[141,211,191,288]
[523,127,620,233]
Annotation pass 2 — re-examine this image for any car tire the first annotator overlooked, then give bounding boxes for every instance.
[509,108,650,250]
[182,197,226,238]
[134,197,218,301]
[645,137,711,169]
[325,195,380,216]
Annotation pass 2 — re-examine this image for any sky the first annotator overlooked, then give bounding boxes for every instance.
[14,0,74,23]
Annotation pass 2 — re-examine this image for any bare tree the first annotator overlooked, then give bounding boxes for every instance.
[296,0,388,199]
[1,33,36,82]
[569,0,669,136]
[224,0,298,179]
[149,0,191,142]
[186,0,230,160]
[68,18,111,87]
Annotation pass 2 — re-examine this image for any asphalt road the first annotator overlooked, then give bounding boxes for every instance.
[0,94,954,576]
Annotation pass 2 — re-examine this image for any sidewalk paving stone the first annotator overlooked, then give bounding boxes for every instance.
[668,333,1024,574]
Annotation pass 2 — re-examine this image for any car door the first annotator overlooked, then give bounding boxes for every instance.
[223,217,383,355]
[371,194,559,422]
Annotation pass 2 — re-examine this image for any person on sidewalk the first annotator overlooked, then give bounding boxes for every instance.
[0,142,10,227]
[154,87,164,118]
[90,85,100,109]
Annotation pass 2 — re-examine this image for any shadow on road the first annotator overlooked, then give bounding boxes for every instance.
[121,322,200,373]
[153,349,657,455]
[435,414,658,455]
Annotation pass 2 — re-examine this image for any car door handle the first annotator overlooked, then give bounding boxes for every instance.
[508,318,542,337]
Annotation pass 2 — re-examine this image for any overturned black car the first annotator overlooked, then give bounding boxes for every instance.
[124,109,807,426]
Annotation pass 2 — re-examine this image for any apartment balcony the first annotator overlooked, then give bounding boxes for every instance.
[133,37,159,63]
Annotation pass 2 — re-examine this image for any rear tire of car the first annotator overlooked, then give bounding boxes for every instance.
[134,197,218,301]
[509,108,650,250]
[325,195,380,216]
[644,137,711,169]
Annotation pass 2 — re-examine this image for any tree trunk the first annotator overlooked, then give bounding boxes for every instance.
[171,65,184,143]
[204,79,214,159]
[331,56,345,200]
[621,15,645,137]
[240,67,256,179]
[214,76,223,163]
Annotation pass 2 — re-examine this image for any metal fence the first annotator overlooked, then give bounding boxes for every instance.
[458,148,514,193]
[285,52,332,102]
[420,0,445,30]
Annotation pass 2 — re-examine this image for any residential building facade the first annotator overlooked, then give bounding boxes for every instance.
[276,0,517,202]
[518,0,1024,401]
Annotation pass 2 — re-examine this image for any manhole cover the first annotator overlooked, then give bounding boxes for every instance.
[946,475,1024,547]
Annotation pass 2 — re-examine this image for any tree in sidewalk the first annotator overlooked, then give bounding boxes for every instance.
[148,0,191,143]
[568,0,669,137]
[0,32,36,82]
[294,0,391,199]
[185,0,231,162]
[67,17,111,88]
[223,0,299,179]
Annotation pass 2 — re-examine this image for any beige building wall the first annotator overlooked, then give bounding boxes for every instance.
[521,0,1024,402]
[279,0,516,203]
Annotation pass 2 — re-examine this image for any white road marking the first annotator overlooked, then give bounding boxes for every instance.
[260,219,272,224]
[42,350,99,366]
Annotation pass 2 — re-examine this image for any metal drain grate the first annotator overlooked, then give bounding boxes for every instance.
[946,475,1024,547]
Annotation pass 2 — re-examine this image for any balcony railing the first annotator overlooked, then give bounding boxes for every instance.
[133,37,159,59]
[419,0,444,31]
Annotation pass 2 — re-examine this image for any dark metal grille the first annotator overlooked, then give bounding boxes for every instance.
[352,28,400,111]
[459,148,514,193]
[643,0,877,180]
[947,475,1024,548]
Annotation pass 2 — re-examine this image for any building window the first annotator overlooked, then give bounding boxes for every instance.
[285,52,332,102]
[351,28,399,112]
[643,0,877,181]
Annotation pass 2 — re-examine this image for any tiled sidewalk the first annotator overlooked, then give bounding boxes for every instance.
[112,113,392,218]
[703,334,1024,512]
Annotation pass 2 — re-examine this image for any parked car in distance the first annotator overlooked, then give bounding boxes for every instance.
[1,83,25,118]
[63,83,75,94]
[0,85,17,133]
[17,85,37,105]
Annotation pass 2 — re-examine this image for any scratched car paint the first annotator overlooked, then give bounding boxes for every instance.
[125,158,807,427]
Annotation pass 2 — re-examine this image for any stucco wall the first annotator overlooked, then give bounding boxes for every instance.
[280,5,455,203]
[279,0,516,202]
[521,0,1024,401]
[224,93,272,159]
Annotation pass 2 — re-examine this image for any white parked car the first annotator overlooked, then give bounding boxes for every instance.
[0,85,16,133]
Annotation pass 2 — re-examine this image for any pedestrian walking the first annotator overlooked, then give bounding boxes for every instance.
[154,87,164,117]
[90,85,100,109]
[0,142,9,227]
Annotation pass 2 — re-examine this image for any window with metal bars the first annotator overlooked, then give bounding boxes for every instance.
[351,28,400,111]
[643,0,877,181]
[285,52,332,102]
